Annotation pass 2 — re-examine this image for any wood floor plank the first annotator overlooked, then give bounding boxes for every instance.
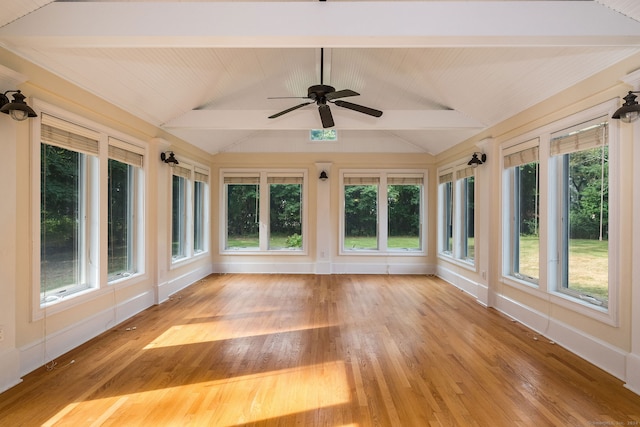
[1,274,640,426]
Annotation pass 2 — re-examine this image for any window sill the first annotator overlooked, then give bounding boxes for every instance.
[501,276,617,326]
[171,251,211,268]
[220,249,308,256]
[438,253,476,271]
[549,291,616,326]
[340,249,426,256]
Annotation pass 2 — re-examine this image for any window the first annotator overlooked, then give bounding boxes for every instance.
[171,167,189,260]
[438,171,453,255]
[169,162,210,263]
[550,118,609,307]
[41,139,97,303]
[438,165,476,264]
[344,175,379,250]
[225,174,260,250]
[193,168,209,254]
[500,101,618,320]
[457,168,475,262]
[37,112,145,308]
[341,171,425,253]
[269,176,303,250]
[223,171,306,252]
[503,141,540,284]
[107,140,143,282]
[388,175,422,251]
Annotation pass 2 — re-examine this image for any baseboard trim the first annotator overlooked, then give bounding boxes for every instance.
[493,293,627,381]
[0,348,21,394]
[157,265,214,303]
[19,290,155,377]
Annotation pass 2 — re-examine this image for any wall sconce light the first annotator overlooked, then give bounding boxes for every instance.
[319,170,329,181]
[0,90,37,121]
[468,152,487,168]
[160,151,179,167]
[612,91,640,123]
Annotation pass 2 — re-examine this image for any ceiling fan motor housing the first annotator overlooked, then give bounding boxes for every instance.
[308,84,335,102]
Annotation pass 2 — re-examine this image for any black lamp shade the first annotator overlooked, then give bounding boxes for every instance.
[612,92,640,123]
[0,91,37,121]
[468,152,486,168]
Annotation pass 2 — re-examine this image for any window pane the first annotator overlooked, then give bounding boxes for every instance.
[269,183,302,250]
[41,144,85,301]
[172,175,187,260]
[440,181,453,253]
[194,181,206,253]
[388,184,421,250]
[108,159,136,281]
[562,147,608,306]
[344,185,378,250]
[512,162,540,281]
[462,176,475,261]
[226,184,260,249]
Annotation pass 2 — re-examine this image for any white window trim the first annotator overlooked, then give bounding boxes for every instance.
[339,169,427,256]
[437,162,478,270]
[500,137,541,288]
[499,99,619,326]
[220,168,308,255]
[30,99,147,320]
[169,159,211,267]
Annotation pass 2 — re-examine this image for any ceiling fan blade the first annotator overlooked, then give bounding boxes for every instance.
[267,96,310,99]
[318,104,334,128]
[326,89,360,101]
[268,102,313,119]
[333,100,383,117]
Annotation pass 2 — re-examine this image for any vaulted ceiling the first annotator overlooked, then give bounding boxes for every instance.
[2,0,640,155]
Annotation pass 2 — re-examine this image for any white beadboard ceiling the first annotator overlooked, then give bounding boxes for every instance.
[1,1,640,155]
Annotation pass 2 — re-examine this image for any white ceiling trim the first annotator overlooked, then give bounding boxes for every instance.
[163,109,485,131]
[2,2,640,49]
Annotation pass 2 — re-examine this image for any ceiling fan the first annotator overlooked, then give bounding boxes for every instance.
[268,48,383,128]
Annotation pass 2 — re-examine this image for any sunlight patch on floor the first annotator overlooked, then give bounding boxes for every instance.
[143,321,337,349]
[44,361,351,426]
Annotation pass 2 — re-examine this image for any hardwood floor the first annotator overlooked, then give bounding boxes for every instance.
[1,274,639,426]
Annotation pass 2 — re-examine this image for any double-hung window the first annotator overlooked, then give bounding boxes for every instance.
[40,114,99,304]
[223,170,306,252]
[170,162,209,262]
[503,139,540,284]
[501,101,618,320]
[107,139,143,282]
[37,110,146,310]
[438,171,454,255]
[193,168,209,254]
[550,117,609,307]
[341,171,425,253]
[171,165,190,261]
[438,165,477,264]
[456,166,476,262]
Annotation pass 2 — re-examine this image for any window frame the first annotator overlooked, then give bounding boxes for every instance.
[169,161,211,266]
[339,169,427,256]
[500,100,619,325]
[107,137,144,284]
[549,117,611,309]
[31,100,147,319]
[220,169,308,255]
[437,164,477,267]
[501,138,541,287]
